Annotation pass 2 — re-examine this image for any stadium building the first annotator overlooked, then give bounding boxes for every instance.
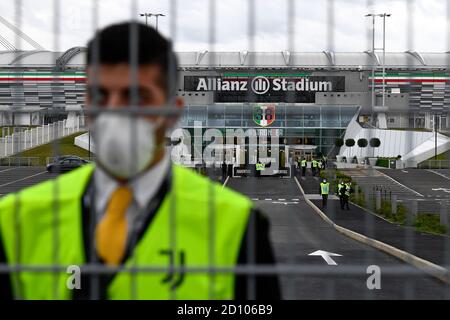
[0,49,449,167]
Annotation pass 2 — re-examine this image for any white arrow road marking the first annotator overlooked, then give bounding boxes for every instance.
[272,201,299,205]
[308,250,342,265]
[432,188,450,194]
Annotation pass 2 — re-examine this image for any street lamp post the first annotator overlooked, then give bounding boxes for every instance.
[365,13,391,126]
[139,13,165,31]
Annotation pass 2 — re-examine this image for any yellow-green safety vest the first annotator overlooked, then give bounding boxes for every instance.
[320,182,330,195]
[301,160,307,167]
[345,183,351,196]
[312,160,318,168]
[256,163,264,171]
[0,164,252,300]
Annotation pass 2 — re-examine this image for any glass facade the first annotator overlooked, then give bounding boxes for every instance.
[180,104,359,157]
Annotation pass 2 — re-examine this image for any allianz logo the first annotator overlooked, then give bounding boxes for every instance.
[196,76,333,94]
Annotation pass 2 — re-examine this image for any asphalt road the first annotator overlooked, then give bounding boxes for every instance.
[227,176,450,299]
[0,166,58,196]
[1,167,450,299]
[379,169,450,199]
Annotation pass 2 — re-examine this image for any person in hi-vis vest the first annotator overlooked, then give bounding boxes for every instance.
[0,22,280,300]
[319,179,330,209]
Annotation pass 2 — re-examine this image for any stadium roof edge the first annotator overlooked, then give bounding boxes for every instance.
[0,48,448,69]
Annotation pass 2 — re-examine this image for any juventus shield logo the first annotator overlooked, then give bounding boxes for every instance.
[253,104,276,127]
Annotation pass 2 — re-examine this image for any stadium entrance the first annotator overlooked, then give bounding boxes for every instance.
[178,104,359,171]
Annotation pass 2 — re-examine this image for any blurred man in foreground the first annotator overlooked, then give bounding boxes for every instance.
[0,22,279,300]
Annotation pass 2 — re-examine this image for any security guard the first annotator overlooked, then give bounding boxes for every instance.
[338,181,345,210]
[317,160,323,174]
[0,22,279,300]
[255,160,265,178]
[319,178,330,209]
[312,159,318,176]
[301,158,307,176]
[343,181,353,211]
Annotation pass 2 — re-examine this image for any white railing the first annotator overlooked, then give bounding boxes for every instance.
[0,116,81,157]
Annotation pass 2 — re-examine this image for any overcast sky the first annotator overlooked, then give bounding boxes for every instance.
[0,0,448,52]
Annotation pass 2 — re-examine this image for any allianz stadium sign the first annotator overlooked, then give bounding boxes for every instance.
[194,76,334,94]
[184,75,345,103]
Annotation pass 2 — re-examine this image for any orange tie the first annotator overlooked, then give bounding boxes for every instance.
[95,186,133,266]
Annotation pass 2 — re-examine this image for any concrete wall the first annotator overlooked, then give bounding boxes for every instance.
[339,119,450,165]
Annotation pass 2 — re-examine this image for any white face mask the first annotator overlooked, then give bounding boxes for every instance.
[92,113,163,180]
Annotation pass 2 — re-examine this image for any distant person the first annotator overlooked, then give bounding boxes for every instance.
[322,155,328,167]
[255,160,264,178]
[342,181,353,211]
[221,160,227,183]
[338,180,345,210]
[317,160,323,174]
[312,159,318,176]
[319,178,330,209]
[301,158,307,177]
[0,22,279,300]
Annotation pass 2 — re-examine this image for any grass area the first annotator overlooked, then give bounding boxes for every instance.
[321,168,447,235]
[427,150,450,161]
[389,127,432,132]
[15,132,93,165]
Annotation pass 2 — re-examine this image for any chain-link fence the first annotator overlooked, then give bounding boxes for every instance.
[0,0,449,301]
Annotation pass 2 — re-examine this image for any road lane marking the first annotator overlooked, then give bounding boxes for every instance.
[377,170,424,197]
[0,171,47,188]
[428,169,450,181]
[222,176,230,188]
[272,201,299,205]
[0,167,19,174]
[309,250,342,266]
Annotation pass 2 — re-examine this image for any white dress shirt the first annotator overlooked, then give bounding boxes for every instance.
[94,152,171,245]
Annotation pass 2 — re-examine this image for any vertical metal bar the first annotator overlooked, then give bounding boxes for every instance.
[89,0,100,301]
[382,14,386,110]
[444,0,450,300]
[208,0,217,300]
[404,0,415,300]
[11,0,24,298]
[246,0,256,301]
[129,0,139,300]
[51,0,61,300]
[326,0,336,300]
[169,0,178,301]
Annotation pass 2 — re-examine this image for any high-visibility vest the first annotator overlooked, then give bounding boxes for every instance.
[345,183,352,196]
[320,182,330,195]
[338,183,345,194]
[301,160,307,167]
[256,163,264,171]
[0,164,252,300]
[312,160,318,168]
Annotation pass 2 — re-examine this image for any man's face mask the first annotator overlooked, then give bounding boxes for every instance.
[91,112,165,180]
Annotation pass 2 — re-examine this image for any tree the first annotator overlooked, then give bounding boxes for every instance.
[357,138,368,157]
[369,138,381,148]
[335,138,344,148]
[345,139,355,147]
[345,139,356,158]
[357,138,368,148]
[369,138,381,157]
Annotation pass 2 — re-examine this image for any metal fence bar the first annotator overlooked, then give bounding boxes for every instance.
[0,0,449,301]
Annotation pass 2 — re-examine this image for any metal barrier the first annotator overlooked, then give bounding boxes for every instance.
[418,160,450,169]
[0,157,40,166]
